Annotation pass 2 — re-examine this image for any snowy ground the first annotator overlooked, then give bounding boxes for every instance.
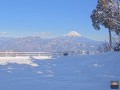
[0,52,120,90]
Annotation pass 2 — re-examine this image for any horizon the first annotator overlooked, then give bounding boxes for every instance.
[0,31,104,42]
[0,0,110,41]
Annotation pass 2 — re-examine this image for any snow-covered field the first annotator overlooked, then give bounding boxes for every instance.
[0,52,120,90]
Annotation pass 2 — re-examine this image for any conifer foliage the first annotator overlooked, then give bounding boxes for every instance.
[91,0,120,49]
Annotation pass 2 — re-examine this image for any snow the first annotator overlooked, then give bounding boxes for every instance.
[65,31,81,37]
[0,51,120,90]
[32,56,52,60]
[0,56,53,67]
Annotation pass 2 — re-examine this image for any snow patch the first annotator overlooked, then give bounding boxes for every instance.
[65,31,81,37]
[92,63,103,67]
[45,74,54,77]
[0,55,53,66]
[102,74,115,78]
[36,71,44,74]
[7,71,12,73]
[32,56,52,60]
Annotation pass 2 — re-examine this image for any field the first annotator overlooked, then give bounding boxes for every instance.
[0,51,120,90]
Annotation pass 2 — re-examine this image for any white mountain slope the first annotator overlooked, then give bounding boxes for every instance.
[64,31,81,37]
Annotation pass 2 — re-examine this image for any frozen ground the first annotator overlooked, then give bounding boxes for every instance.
[0,51,120,90]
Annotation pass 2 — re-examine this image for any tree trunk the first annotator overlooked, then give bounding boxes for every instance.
[109,29,112,50]
[118,33,120,43]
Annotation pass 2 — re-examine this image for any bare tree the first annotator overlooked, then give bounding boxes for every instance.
[97,42,111,53]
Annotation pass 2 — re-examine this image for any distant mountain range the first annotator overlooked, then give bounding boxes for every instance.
[0,31,101,53]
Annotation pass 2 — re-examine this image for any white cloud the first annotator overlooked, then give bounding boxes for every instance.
[0,31,9,35]
[35,32,54,36]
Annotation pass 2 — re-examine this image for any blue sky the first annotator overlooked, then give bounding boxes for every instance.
[0,0,109,40]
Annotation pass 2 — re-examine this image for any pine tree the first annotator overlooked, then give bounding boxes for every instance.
[91,0,120,50]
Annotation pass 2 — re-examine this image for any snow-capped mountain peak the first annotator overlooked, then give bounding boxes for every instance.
[65,31,81,37]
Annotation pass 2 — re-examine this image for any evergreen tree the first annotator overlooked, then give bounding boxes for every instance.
[91,0,120,50]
